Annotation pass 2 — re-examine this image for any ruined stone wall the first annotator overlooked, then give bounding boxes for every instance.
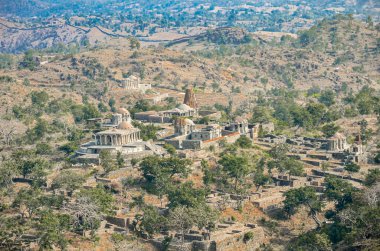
[146,115,165,123]
[166,139,181,149]
[182,140,202,150]
[224,132,241,144]
[105,216,129,228]
[213,227,265,251]
[202,140,220,150]
[134,113,153,122]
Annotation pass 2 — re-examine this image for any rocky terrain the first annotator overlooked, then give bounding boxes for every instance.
[0,12,379,251]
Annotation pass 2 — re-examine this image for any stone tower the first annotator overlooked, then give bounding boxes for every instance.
[183,88,197,109]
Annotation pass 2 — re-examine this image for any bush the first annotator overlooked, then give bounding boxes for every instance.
[0,54,14,69]
[0,75,15,83]
[164,144,176,155]
[36,143,53,155]
[344,163,360,173]
[243,231,254,243]
[59,142,79,155]
[31,91,49,107]
[235,136,252,148]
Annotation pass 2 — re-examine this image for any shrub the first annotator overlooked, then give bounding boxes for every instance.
[36,143,53,155]
[243,231,254,243]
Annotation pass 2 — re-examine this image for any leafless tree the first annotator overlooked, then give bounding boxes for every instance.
[168,206,194,250]
[64,197,102,236]
[0,120,26,146]
[0,125,16,146]
[364,183,380,208]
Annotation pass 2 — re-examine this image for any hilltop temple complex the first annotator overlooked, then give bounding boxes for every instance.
[76,109,165,163]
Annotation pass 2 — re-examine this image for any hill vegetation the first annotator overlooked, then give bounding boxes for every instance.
[0,13,379,251]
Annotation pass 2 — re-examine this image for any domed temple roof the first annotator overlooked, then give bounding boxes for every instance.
[118,121,134,130]
[174,117,195,126]
[177,104,193,111]
[117,108,130,115]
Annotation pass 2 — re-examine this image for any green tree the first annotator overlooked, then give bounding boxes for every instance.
[321,161,330,175]
[319,90,336,107]
[37,211,70,250]
[130,194,146,212]
[0,54,14,69]
[100,150,116,175]
[235,136,252,148]
[201,159,214,187]
[129,37,141,49]
[30,91,49,107]
[51,170,85,195]
[321,123,340,138]
[133,205,167,238]
[253,172,271,191]
[12,188,42,219]
[28,119,50,141]
[0,162,17,192]
[364,169,380,187]
[268,143,304,178]
[36,143,52,155]
[250,106,272,124]
[324,176,355,211]
[218,154,250,192]
[344,163,360,174]
[133,122,160,141]
[20,50,39,70]
[116,151,125,169]
[14,155,50,181]
[83,103,101,120]
[283,187,324,228]
[78,186,115,215]
[59,142,79,155]
[168,182,206,208]
[358,119,372,143]
[288,232,332,251]
[140,156,191,184]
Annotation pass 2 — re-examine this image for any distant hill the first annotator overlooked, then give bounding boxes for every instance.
[0,0,117,17]
[0,16,378,97]
[0,18,133,53]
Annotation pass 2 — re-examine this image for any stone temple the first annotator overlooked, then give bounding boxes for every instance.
[165,117,251,150]
[120,75,151,92]
[76,109,165,163]
[134,89,198,123]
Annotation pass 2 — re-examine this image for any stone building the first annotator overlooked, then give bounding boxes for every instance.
[76,110,165,163]
[190,124,222,141]
[163,104,196,118]
[134,104,196,123]
[101,109,131,128]
[327,132,349,151]
[174,118,196,135]
[225,117,249,135]
[95,122,141,148]
[166,118,240,150]
[121,75,151,91]
[117,108,132,123]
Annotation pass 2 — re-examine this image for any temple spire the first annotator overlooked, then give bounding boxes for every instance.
[183,88,198,109]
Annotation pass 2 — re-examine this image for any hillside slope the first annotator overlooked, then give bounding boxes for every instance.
[0,17,378,112]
